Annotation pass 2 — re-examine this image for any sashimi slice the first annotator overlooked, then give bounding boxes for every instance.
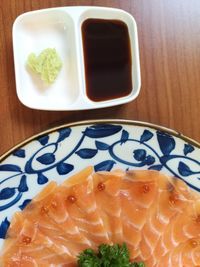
[49,188,91,244]
[36,186,92,247]
[155,238,200,267]
[5,212,25,239]
[63,175,110,246]
[1,219,75,266]
[12,183,92,249]
[92,170,124,244]
[120,170,159,260]
[33,181,58,202]
[139,173,192,261]
[62,166,94,188]
[153,199,200,263]
[6,181,57,240]
[29,168,94,247]
[2,181,90,265]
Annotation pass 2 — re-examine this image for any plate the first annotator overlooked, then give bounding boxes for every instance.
[12,6,140,110]
[0,120,200,250]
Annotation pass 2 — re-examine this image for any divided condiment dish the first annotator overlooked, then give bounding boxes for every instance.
[12,6,141,110]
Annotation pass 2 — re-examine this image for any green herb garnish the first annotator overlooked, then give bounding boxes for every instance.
[77,243,145,267]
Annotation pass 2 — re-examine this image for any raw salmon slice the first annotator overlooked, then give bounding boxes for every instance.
[139,173,192,262]
[120,170,159,260]
[92,170,124,243]
[33,185,92,248]
[20,184,91,250]
[1,180,90,265]
[63,175,110,246]
[1,218,75,266]
[1,168,200,267]
[154,199,200,261]
[155,237,200,267]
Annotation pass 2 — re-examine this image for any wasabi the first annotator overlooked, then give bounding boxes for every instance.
[27,48,62,84]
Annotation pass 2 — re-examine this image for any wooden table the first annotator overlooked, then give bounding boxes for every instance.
[0,0,200,156]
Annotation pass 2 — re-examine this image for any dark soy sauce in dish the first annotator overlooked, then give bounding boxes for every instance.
[82,19,132,102]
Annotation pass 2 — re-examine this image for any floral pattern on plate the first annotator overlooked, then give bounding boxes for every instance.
[0,121,200,249]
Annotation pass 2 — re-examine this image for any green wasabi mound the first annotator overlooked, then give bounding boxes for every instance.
[27,48,62,84]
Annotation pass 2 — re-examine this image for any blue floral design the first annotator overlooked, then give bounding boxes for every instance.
[0,122,200,246]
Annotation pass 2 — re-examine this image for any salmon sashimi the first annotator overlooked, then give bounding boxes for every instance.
[92,170,124,243]
[120,170,159,260]
[63,179,110,246]
[1,167,200,267]
[21,185,92,249]
[155,237,200,267]
[1,218,75,266]
[139,173,192,262]
[1,181,89,266]
[153,199,200,262]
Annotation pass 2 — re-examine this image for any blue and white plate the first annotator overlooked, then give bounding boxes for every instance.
[0,120,200,249]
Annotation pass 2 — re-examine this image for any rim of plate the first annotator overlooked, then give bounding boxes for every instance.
[1,119,200,162]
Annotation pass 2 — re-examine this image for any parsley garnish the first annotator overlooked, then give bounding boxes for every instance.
[77,243,145,267]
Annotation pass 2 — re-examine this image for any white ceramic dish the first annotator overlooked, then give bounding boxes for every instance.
[12,6,141,110]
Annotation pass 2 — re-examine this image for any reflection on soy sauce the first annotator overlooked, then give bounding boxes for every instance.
[82,19,132,102]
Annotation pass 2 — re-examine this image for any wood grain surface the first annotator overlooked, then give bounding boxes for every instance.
[0,0,200,155]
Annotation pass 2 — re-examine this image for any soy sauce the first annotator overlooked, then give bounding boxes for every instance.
[82,19,132,102]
